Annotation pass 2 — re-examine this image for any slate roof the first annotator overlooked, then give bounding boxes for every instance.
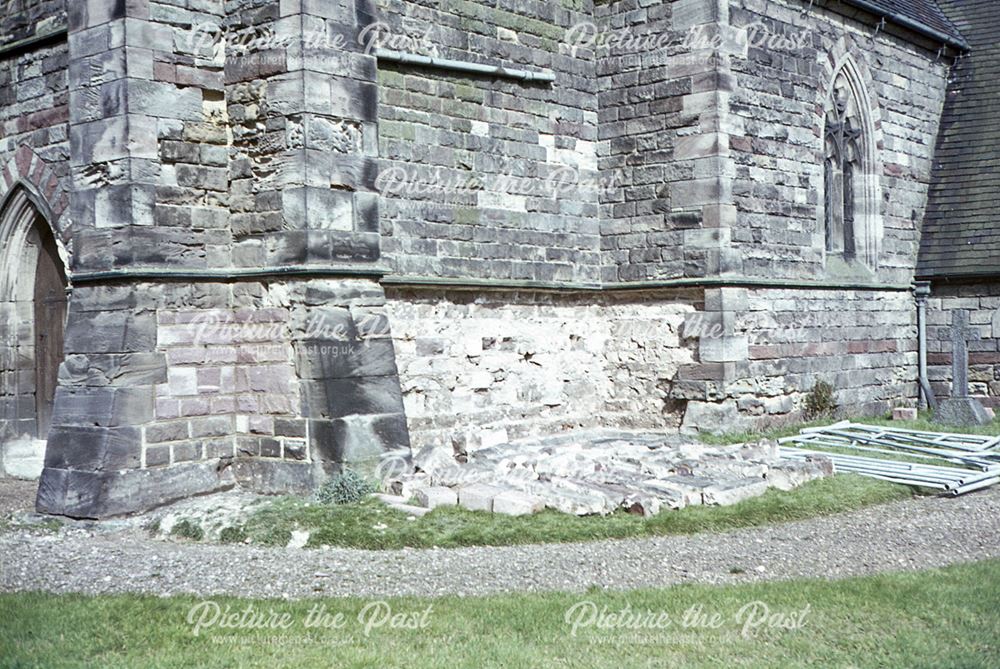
[916,0,1000,280]
[841,0,967,48]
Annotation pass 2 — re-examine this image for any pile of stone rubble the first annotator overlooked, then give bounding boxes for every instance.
[381,430,832,517]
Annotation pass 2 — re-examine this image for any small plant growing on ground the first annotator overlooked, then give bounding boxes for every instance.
[804,380,837,418]
[317,470,375,505]
[219,525,248,544]
[169,519,204,541]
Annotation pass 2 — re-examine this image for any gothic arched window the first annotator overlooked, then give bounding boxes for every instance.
[822,61,879,270]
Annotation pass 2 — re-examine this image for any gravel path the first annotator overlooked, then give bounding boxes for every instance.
[2,487,999,599]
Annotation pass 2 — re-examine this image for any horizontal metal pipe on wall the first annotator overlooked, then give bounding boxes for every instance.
[375,48,556,82]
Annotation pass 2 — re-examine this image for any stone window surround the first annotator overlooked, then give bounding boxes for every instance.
[817,53,883,277]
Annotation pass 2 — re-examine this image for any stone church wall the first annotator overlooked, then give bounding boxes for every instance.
[376,0,602,285]
[728,0,949,284]
[0,0,969,514]
[664,0,949,430]
[676,286,917,430]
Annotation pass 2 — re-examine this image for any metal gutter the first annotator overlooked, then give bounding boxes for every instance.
[380,274,913,293]
[915,271,1000,284]
[838,0,970,51]
[0,27,68,59]
[70,265,388,285]
[610,276,913,292]
[379,275,600,293]
[913,281,937,411]
[375,48,556,83]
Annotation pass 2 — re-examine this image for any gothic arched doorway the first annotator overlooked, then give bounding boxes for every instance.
[0,185,67,477]
[32,220,67,436]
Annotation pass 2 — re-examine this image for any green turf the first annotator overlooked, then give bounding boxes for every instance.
[700,411,1000,446]
[223,473,912,550]
[1,560,997,668]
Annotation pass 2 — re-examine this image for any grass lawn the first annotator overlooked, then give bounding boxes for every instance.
[213,473,913,550]
[699,411,1000,446]
[148,413,989,551]
[1,560,997,668]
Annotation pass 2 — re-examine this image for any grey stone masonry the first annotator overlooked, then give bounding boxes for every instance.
[32,0,409,518]
[0,0,972,515]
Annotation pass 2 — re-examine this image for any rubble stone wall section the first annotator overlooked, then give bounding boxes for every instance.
[386,287,699,453]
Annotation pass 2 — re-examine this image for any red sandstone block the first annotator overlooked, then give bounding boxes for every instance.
[205,346,238,363]
[166,348,206,365]
[237,344,289,363]
[15,145,32,175]
[153,61,177,82]
[237,396,259,413]
[258,394,292,414]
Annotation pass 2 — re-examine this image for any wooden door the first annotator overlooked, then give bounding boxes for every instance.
[33,221,66,438]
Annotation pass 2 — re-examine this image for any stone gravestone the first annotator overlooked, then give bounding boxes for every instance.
[934,310,992,426]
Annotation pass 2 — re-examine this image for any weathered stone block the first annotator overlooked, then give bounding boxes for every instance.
[702,479,769,506]
[457,483,506,512]
[311,412,410,465]
[296,338,398,379]
[36,462,236,519]
[414,486,458,509]
[43,425,142,471]
[0,437,45,479]
[934,397,992,427]
[302,375,405,419]
[492,490,545,516]
[64,311,156,354]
